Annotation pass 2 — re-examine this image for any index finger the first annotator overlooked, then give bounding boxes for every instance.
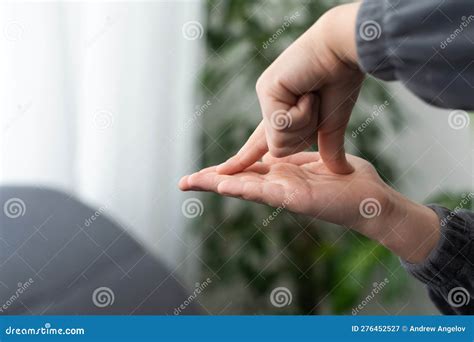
[216,121,268,174]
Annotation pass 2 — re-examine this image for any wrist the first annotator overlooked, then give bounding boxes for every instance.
[374,189,441,263]
[318,2,361,69]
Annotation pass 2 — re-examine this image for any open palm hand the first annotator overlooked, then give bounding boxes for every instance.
[179,152,392,238]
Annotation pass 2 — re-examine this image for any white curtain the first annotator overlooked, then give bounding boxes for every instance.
[0,1,204,268]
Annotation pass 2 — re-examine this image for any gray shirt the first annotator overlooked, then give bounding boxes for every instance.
[356,0,474,314]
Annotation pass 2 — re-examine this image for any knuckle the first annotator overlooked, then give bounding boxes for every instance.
[269,111,292,131]
[255,75,267,95]
[187,173,200,187]
[256,72,284,97]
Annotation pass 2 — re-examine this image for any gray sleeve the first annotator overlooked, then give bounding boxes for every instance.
[401,205,474,315]
[356,0,474,110]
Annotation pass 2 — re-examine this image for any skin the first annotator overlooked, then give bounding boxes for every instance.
[180,3,440,264]
[180,152,439,264]
[216,3,363,175]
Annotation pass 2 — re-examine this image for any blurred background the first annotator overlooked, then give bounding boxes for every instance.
[0,0,472,315]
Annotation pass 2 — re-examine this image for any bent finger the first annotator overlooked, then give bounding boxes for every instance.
[216,122,268,175]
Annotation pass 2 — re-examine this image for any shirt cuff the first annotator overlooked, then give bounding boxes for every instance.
[355,0,395,80]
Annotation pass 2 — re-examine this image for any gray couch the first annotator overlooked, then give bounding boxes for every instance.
[0,186,197,315]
